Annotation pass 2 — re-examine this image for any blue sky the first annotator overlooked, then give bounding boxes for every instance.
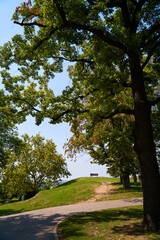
[0,0,108,180]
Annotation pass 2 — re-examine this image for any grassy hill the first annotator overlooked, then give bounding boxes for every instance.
[0,177,142,216]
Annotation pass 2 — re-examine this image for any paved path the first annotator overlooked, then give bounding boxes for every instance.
[0,198,142,240]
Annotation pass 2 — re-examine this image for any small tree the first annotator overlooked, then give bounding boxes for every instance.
[1,134,71,199]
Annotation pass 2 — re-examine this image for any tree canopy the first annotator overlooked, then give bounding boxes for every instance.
[0,134,71,199]
[0,90,23,167]
[0,0,160,230]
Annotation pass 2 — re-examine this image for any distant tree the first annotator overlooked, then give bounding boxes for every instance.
[1,134,71,199]
[65,115,139,189]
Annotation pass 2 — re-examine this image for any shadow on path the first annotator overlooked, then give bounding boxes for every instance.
[0,211,79,240]
[0,198,143,240]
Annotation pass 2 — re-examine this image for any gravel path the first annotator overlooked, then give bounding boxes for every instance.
[0,198,143,240]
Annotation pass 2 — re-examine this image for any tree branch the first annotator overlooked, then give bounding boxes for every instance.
[105,1,131,29]
[32,26,63,51]
[14,20,46,28]
[15,2,128,55]
[86,0,95,6]
[53,0,67,23]
[142,22,160,44]
[130,0,137,4]
[52,55,93,64]
[131,0,148,33]
[119,0,131,29]
[149,97,160,107]
[66,21,128,53]
[50,109,71,122]
[136,0,147,11]
[99,108,134,120]
[112,78,132,88]
[17,97,41,113]
[28,20,128,55]
[50,108,88,123]
[105,0,121,8]
[141,40,160,69]
[52,1,128,53]
[14,1,131,59]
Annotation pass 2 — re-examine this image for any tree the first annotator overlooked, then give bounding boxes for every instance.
[0,0,160,230]
[1,134,71,199]
[0,90,23,168]
[0,89,23,200]
[64,114,139,189]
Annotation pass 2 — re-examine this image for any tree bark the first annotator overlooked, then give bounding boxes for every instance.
[133,174,137,184]
[121,174,131,189]
[130,55,160,230]
[120,176,123,184]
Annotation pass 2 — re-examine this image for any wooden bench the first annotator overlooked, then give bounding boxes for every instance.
[90,173,98,177]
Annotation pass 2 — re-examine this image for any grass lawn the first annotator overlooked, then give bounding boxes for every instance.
[59,206,160,240]
[98,181,143,201]
[0,177,142,216]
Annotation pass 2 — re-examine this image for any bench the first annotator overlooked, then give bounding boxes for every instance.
[90,173,98,177]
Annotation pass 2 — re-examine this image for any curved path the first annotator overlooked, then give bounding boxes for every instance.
[0,198,142,240]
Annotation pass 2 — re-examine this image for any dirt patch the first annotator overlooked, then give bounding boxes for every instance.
[85,182,118,202]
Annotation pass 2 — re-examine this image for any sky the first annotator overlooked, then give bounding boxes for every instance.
[0,0,109,180]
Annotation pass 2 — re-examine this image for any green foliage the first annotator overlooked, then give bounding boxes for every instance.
[0,1,159,155]
[0,0,159,136]
[0,134,70,199]
[0,90,23,168]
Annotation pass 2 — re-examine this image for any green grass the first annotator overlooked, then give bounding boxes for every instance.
[98,181,143,201]
[0,177,142,216]
[59,206,160,240]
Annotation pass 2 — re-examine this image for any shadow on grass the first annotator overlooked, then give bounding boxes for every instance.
[112,222,146,236]
[111,182,142,194]
[113,222,160,237]
[60,207,144,239]
[59,221,87,239]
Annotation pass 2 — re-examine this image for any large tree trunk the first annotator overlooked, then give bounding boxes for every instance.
[121,174,131,189]
[130,56,160,230]
[120,176,123,184]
